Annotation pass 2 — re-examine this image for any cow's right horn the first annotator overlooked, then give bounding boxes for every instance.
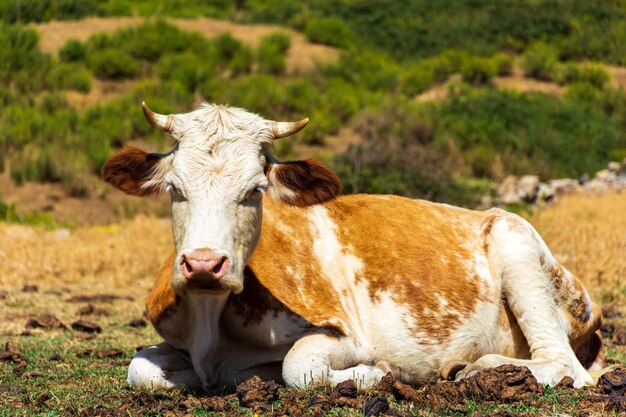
[142,101,176,134]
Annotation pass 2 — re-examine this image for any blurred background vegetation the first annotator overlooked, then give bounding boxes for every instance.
[1,0,626,208]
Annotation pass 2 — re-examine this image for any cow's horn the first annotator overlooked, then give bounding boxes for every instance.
[142,101,175,133]
[269,118,309,139]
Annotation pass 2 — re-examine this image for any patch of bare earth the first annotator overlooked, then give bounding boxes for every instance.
[34,16,338,76]
[416,68,562,103]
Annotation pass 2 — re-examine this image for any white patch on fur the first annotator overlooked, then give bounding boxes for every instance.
[306,205,370,344]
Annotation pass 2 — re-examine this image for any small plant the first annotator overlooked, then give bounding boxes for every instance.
[88,48,140,80]
[256,32,291,75]
[304,16,353,48]
[522,41,559,80]
[59,39,87,62]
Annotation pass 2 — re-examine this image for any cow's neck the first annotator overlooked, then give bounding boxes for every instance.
[185,292,229,387]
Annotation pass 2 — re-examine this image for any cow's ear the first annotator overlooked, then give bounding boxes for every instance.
[266,158,341,206]
[103,147,168,196]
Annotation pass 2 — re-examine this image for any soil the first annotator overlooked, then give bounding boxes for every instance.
[67,366,626,416]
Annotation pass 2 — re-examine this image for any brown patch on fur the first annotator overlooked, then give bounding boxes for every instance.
[228,267,291,326]
[247,198,347,330]
[103,147,163,196]
[481,214,500,253]
[252,194,490,342]
[268,159,340,206]
[145,253,178,327]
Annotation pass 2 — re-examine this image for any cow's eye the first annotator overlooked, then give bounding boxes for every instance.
[243,181,267,201]
[166,183,184,198]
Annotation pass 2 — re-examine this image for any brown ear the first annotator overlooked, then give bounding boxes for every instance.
[103,147,165,196]
[267,159,341,206]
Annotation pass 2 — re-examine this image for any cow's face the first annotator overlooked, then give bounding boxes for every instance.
[104,103,340,294]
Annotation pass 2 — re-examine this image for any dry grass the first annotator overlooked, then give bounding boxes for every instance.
[530,191,626,304]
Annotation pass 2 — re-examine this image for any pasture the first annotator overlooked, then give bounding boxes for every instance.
[1,191,624,416]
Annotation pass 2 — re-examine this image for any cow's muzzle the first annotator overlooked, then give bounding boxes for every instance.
[180,248,230,289]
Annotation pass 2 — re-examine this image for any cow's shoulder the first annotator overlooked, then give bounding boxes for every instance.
[145,253,178,326]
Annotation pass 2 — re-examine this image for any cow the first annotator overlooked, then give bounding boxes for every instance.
[103,102,602,391]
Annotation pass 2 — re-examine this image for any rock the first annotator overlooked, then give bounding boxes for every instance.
[518,175,540,202]
[608,161,621,172]
[549,178,580,195]
[498,175,520,204]
[595,169,616,183]
[585,179,608,193]
[537,183,554,203]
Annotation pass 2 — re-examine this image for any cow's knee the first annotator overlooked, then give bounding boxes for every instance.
[128,343,200,389]
[282,334,383,389]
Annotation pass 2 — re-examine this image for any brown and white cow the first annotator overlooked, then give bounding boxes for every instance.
[104,102,602,390]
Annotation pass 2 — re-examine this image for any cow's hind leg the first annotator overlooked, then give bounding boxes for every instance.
[282,333,386,389]
[128,343,201,389]
[456,211,594,387]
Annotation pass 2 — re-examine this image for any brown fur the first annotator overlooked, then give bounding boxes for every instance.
[229,267,291,326]
[103,147,163,196]
[269,159,341,207]
[145,253,178,326]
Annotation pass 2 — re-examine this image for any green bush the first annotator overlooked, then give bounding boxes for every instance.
[401,64,437,96]
[522,41,559,80]
[59,39,87,62]
[156,52,216,93]
[257,33,291,75]
[460,56,497,85]
[554,62,609,89]
[492,53,514,76]
[47,62,92,93]
[304,16,353,48]
[331,100,463,202]
[88,48,140,80]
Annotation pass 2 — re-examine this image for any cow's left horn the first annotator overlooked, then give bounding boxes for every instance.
[269,118,309,139]
[142,101,176,134]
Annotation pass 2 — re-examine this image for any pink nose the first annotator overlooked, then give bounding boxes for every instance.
[180,249,229,281]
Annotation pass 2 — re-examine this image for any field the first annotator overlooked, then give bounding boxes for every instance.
[1,1,626,415]
[0,191,624,416]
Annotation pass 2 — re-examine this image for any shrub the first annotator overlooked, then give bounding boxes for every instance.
[401,64,437,96]
[522,41,559,80]
[257,33,291,75]
[156,52,215,93]
[229,46,253,76]
[47,62,92,93]
[555,62,610,89]
[88,48,140,79]
[460,56,497,85]
[304,16,353,48]
[59,39,87,62]
[492,53,514,76]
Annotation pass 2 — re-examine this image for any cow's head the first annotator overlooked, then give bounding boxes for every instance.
[104,102,340,294]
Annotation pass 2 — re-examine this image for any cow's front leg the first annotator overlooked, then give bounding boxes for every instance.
[282,333,386,389]
[128,343,201,389]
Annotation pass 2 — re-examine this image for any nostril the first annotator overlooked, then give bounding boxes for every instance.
[212,257,225,274]
[181,254,193,275]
